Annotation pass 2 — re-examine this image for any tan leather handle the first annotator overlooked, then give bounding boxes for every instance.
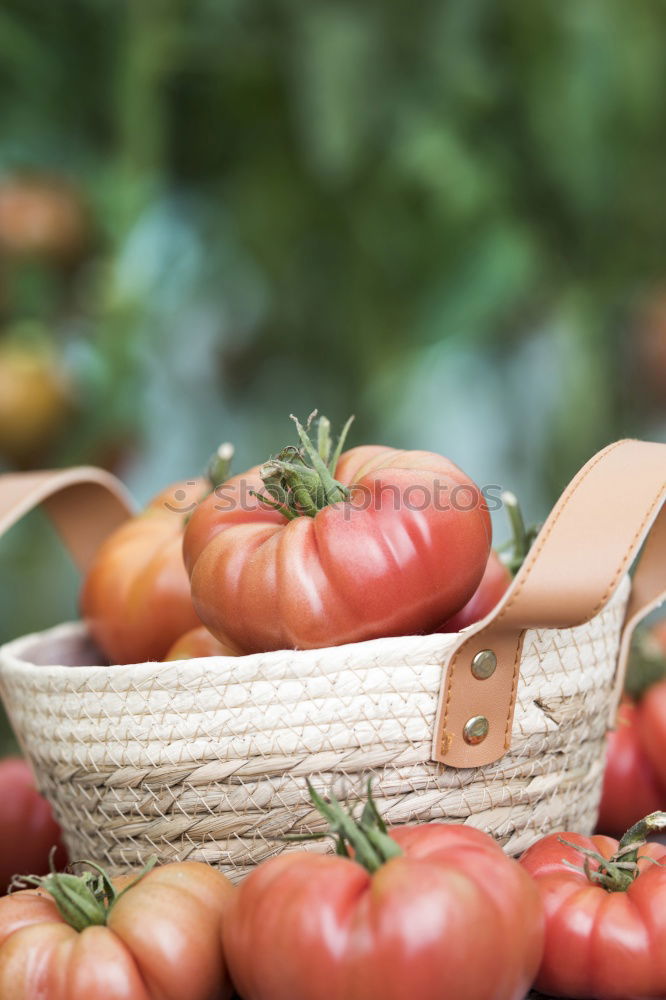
[433,439,666,768]
[0,467,134,573]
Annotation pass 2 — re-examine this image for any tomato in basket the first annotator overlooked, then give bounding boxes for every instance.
[184,413,492,653]
[164,625,240,660]
[82,445,234,664]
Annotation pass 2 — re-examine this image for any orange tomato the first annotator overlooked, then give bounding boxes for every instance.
[164,626,240,660]
[81,481,203,664]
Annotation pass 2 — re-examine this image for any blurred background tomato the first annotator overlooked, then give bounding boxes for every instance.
[0,2,665,752]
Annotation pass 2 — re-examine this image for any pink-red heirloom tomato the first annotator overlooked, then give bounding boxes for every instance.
[223,785,543,1000]
[596,700,664,838]
[436,550,511,632]
[184,414,492,653]
[638,678,666,789]
[164,626,240,661]
[81,480,203,663]
[436,491,536,633]
[520,813,666,999]
[0,758,67,895]
[0,859,233,1000]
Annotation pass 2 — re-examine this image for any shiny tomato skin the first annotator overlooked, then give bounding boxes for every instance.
[436,549,511,632]
[81,481,203,664]
[521,832,666,999]
[184,446,492,653]
[223,823,543,1000]
[164,626,239,660]
[596,701,664,838]
[0,758,67,895]
[638,679,666,790]
[0,862,233,1000]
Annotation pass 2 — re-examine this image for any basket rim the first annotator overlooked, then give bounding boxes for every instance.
[0,619,461,683]
[0,572,632,685]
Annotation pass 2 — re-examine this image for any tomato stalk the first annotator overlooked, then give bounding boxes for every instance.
[559,811,666,892]
[289,782,403,873]
[185,442,234,525]
[11,853,157,931]
[206,442,235,490]
[498,491,540,576]
[253,412,354,520]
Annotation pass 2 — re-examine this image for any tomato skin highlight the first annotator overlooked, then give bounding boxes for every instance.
[184,446,492,653]
[521,831,666,999]
[596,700,665,838]
[436,549,511,632]
[0,862,234,1000]
[0,758,67,895]
[223,823,543,1000]
[81,481,203,664]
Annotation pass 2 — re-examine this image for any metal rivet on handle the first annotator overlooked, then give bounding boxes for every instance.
[471,649,497,680]
[463,716,490,745]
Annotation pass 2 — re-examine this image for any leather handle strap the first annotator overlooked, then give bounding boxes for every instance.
[433,439,666,768]
[0,467,134,573]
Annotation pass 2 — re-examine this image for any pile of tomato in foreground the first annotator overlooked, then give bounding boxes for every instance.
[1,780,666,1000]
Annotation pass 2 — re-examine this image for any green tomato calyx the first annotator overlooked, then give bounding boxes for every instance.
[11,852,157,931]
[286,780,403,874]
[254,411,354,520]
[559,811,666,892]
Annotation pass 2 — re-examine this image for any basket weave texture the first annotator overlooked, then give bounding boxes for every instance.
[0,576,629,882]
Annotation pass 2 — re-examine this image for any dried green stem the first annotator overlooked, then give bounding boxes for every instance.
[499,491,540,576]
[286,781,402,874]
[11,854,157,931]
[559,811,666,892]
[259,412,354,519]
[206,442,235,490]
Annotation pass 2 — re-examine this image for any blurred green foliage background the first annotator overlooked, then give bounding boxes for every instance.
[1,1,666,752]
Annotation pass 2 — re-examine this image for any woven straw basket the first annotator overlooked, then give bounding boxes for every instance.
[0,440,664,882]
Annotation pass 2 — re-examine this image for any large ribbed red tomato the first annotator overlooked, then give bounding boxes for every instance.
[0,860,233,1000]
[81,480,203,663]
[184,415,491,653]
[0,758,67,895]
[521,814,666,999]
[223,788,543,1000]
